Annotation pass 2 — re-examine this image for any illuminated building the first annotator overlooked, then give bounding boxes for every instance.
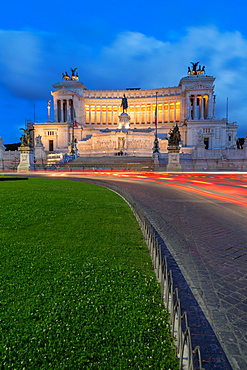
[33,64,238,156]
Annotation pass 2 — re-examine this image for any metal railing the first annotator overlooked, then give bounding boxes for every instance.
[106,184,204,370]
[141,217,203,370]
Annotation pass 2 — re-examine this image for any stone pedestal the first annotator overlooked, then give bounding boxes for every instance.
[0,137,5,169]
[118,112,130,129]
[17,146,34,172]
[194,143,206,159]
[34,144,46,164]
[152,152,160,170]
[167,146,182,171]
[243,135,247,157]
[153,152,160,164]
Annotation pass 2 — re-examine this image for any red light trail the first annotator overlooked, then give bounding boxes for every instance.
[64,171,247,207]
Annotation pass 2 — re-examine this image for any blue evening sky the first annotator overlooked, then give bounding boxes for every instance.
[1,0,247,143]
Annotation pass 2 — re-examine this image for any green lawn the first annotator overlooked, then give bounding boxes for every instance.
[0,178,178,369]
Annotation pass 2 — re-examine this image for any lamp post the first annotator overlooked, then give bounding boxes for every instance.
[47,100,51,122]
[153,91,160,155]
[70,95,75,156]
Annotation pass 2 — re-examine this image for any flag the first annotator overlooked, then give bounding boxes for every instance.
[154,104,157,126]
[73,108,78,127]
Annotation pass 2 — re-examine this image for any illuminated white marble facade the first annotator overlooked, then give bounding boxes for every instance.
[33,67,238,156]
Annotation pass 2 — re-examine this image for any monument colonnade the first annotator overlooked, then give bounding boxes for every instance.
[84,101,181,125]
[54,99,183,126]
[53,95,213,125]
[186,92,213,120]
[55,99,74,123]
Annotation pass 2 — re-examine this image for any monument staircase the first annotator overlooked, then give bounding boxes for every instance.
[46,156,155,171]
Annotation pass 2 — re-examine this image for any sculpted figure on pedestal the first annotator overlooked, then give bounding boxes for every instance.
[197,132,204,144]
[168,124,181,146]
[20,128,34,147]
[62,72,70,80]
[62,68,79,81]
[71,68,79,81]
[121,94,128,113]
[35,135,43,146]
[190,62,199,74]
[0,137,5,150]
[188,62,206,75]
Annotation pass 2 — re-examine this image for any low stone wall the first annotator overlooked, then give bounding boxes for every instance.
[0,151,20,170]
[158,149,247,172]
[1,146,247,171]
[191,146,247,171]
[191,158,247,171]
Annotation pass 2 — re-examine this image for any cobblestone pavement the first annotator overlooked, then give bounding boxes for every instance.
[82,176,247,370]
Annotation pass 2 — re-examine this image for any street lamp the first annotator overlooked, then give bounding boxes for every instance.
[153,91,160,155]
[47,100,51,122]
[70,95,75,156]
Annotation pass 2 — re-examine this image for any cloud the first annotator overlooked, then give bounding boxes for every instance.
[0,30,91,100]
[0,30,45,98]
[91,26,247,88]
[87,26,247,134]
[1,25,247,141]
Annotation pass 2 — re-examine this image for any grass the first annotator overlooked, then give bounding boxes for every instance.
[0,178,179,369]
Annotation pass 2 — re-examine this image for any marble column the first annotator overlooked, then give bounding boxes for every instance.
[100,105,102,125]
[199,95,203,119]
[193,95,196,120]
[57,100,61,122]
[186,95,191,120]
[207,93,212,119]
[111,106,114,125]
[67,100,71,123]
[89,105,92,124]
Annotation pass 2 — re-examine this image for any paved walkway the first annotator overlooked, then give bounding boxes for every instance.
[80,176,247,370]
